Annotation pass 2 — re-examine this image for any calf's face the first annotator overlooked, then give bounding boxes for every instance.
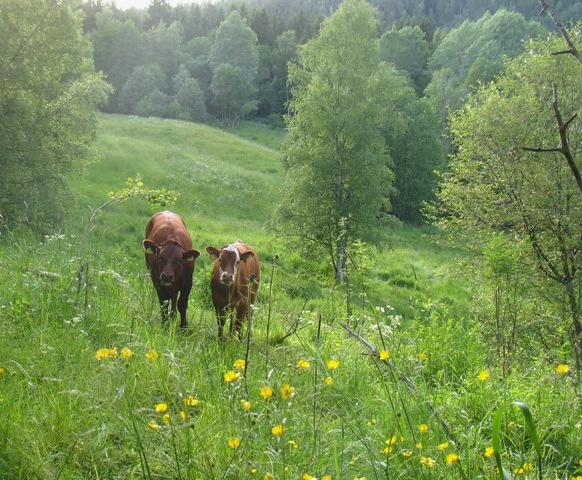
[206,245,253,287]
[144,240,199,288]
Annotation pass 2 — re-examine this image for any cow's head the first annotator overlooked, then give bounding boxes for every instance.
[143,240,199,288]
[206,245,254,287]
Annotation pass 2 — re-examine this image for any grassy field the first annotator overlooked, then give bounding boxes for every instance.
[0,114,579,479]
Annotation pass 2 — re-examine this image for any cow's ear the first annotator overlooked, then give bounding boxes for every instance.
[206,246,220,260]
[183,249,200,262]
[143,240,158,254]
[240,251,255,262]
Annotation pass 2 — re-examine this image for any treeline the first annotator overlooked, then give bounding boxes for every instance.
[84,0,564,221]
[84,0,580,127]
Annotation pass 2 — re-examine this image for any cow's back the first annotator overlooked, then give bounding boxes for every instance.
[145,211,192,250]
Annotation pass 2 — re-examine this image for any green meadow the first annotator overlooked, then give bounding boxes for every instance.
[0,114,579,479]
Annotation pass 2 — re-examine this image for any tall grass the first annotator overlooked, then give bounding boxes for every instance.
[0,115,580,479]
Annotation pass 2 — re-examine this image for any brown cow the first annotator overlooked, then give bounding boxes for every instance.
[206,241,260,339]
[143,211,200,328]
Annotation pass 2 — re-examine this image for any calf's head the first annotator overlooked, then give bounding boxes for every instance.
[143,240,199,287]
[206,245,254,287]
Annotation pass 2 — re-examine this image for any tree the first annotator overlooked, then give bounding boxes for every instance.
[208,10,259,87]
[146,0,172,29]
[92,9,144,112]
[119,64,167,114]
[169,65,207,122]
[143,21,183,80]
[0,0,110,231]
[432,31,582,369]
[268,30,298,115]
[211,64,256,128]
[379,25,431,92]
[276,0,394,283]
[425,10,546,127]
[382,77,444,221]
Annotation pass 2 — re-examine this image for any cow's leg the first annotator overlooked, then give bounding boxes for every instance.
[157,289,171,325]
[177,281,192,329]
[233,302,248,339]
[215,306,228,340]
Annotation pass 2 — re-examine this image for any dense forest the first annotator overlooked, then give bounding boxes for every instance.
[78,0,580,224]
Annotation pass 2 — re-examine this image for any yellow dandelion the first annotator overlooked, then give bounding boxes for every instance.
[147,420,161,431]
[324,376,334,386]
[418,423,429,433]
[233,358,246,370]
[250,467,258,475]
[179,411,187,421]
[401,450,413,458]
[271,424,285,436]
[327,359,340,370]
[120,347,133,360]
[155,402,168,414]
[555,364,570,375]
[322,476,332,480]
[95,348,112,360]
[260,386,273,400]
[572,476,582,480]
[513,467,525,475]
[415,442,423,449]
[264,474,273,480]
[224,370,240,382]
[288,439,298,449]
[297,358,310,369]
[280,383,295,400]
[420,456,436,468]
[385,435,398,446]
[145,349,159,361]
[302,474,314,480]
[367,418,377,426]
[183,395,199,407]
[446,453,459,465]
[579,458,582,466]
[227,437,241,449]
[0,367,5,375]
[522,463,533,473]
[241,399,252,412]
[378,350,390,361]
[478,370,491,381]
[162,413,171,424]
[416,352,428,361]
[484,447,495,458]
[383,446,393,455]
[437,442,449,451]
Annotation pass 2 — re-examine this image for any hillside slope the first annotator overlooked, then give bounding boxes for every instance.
[0,114,578,479]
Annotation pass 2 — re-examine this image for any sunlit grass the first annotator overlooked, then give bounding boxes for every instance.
[0,115,579,478]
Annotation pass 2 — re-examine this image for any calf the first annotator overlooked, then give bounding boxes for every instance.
[143,211,200,328]
[206,241,260,339]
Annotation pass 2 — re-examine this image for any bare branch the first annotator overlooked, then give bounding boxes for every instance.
[523,83,582,194]
[522,146,562,153]
[538,0,582,64]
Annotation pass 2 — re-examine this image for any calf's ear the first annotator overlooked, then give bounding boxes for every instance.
[206,246,220,260]
[143,240,159,254]
[240,251,255,262]
[183,249,200,262]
